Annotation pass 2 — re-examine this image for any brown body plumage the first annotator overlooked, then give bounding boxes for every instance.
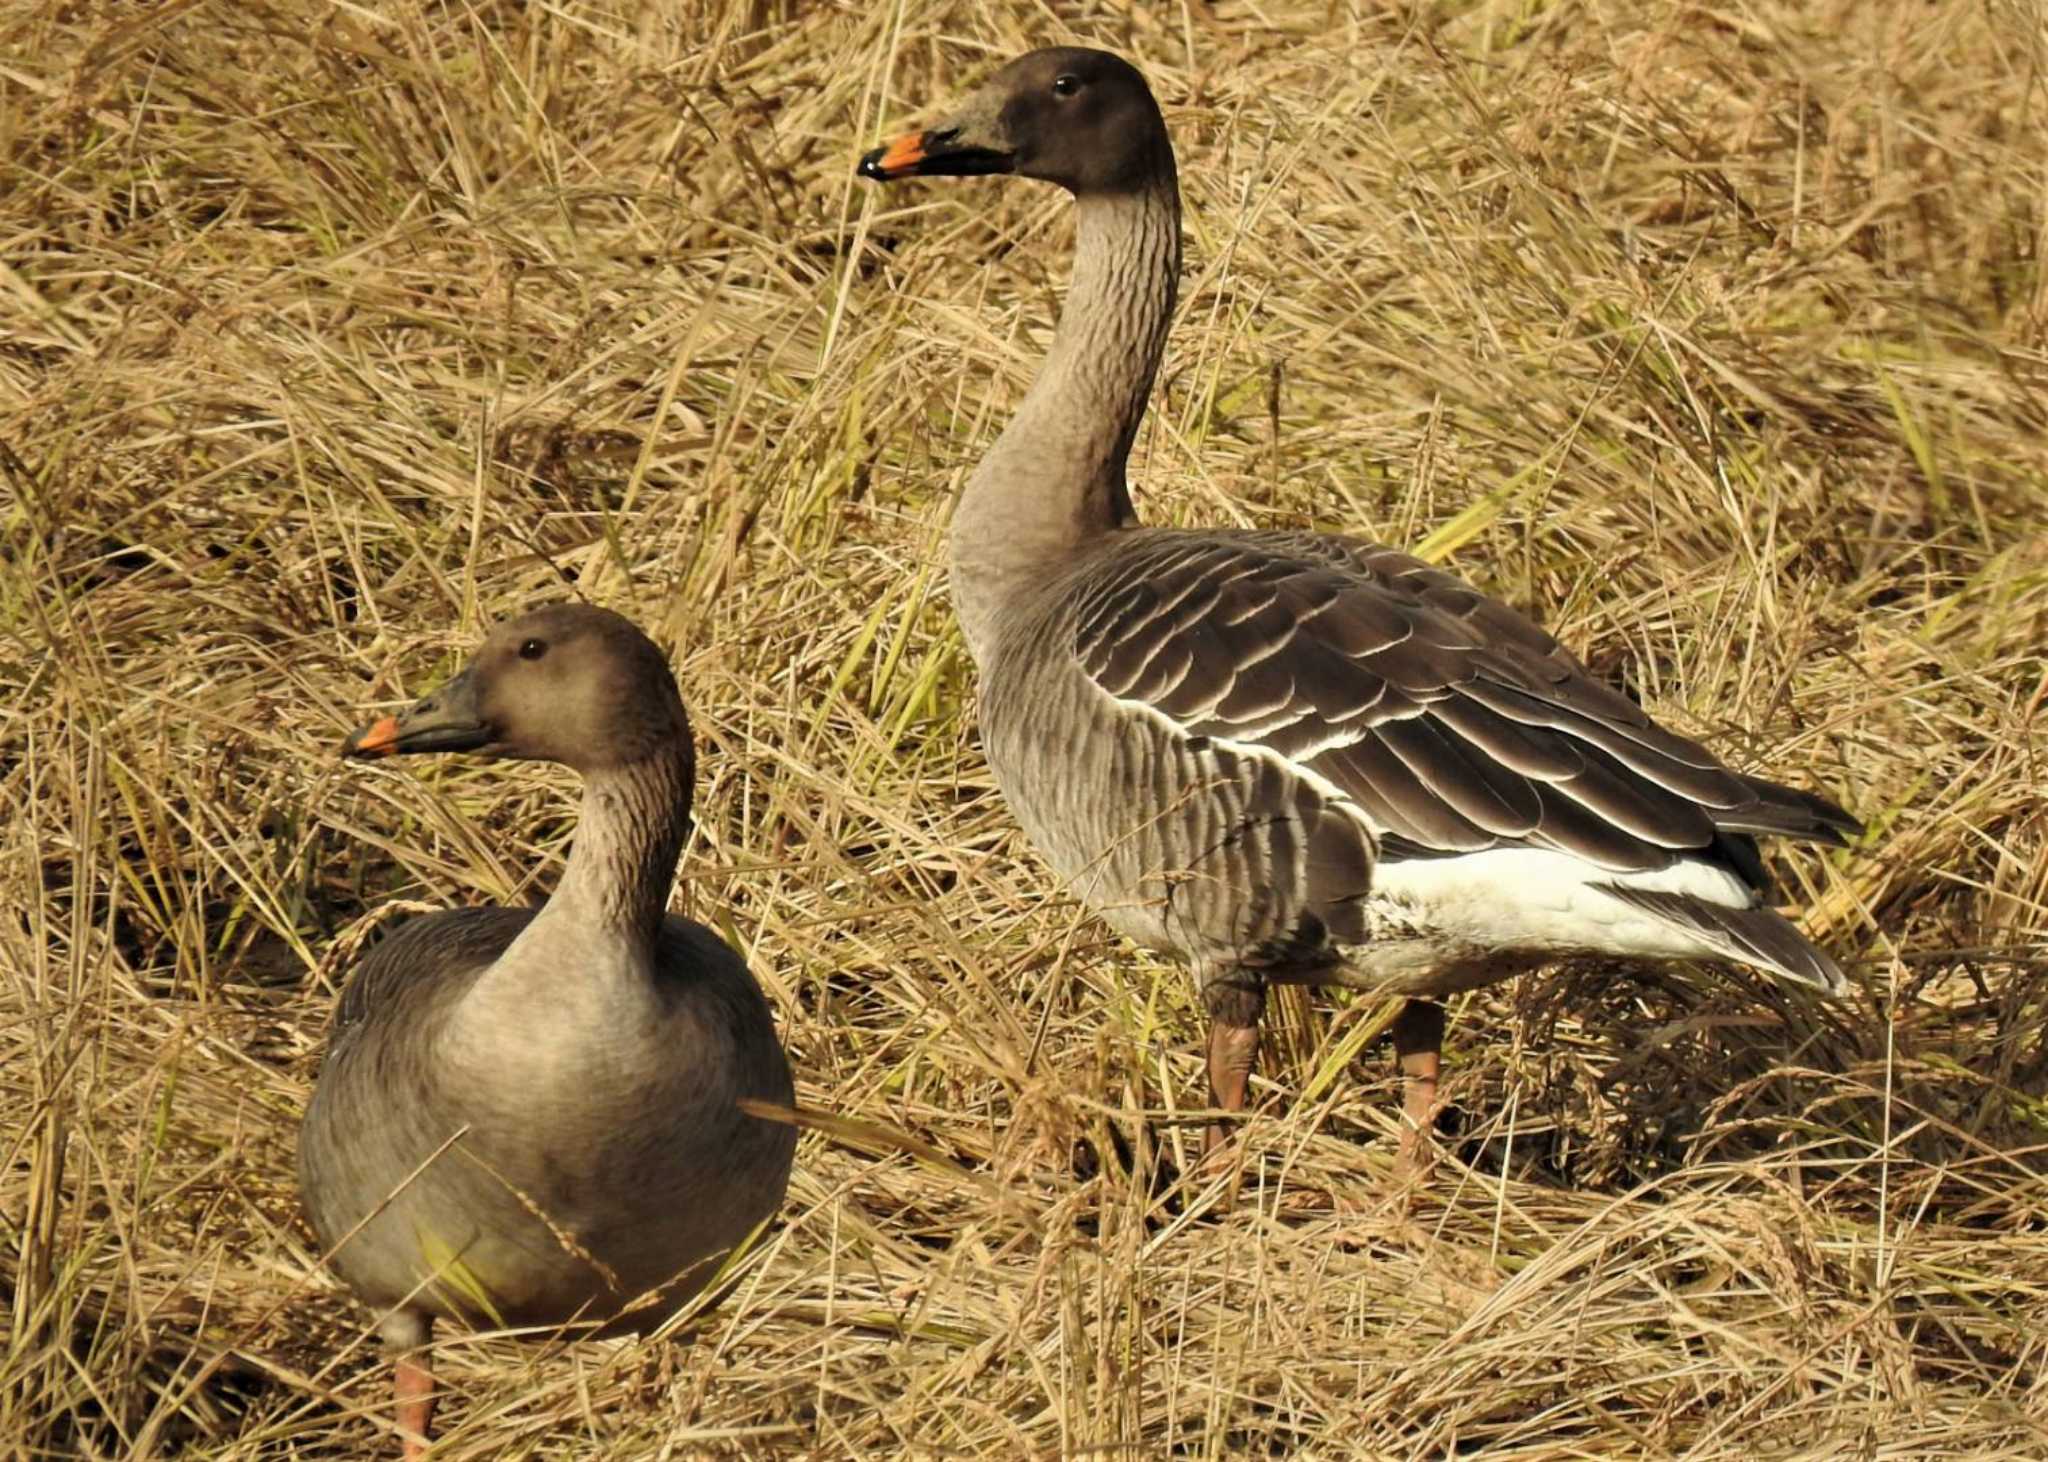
[861,48,1858,1164]
[300,605,794,1457]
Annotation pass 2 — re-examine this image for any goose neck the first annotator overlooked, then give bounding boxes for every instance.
[435,734,696,1086]
[949,176,1182,656]
[534,739,694,950]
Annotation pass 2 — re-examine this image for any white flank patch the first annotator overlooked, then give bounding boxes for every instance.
[1372,848,1750,960]
[1102,688,1751,963]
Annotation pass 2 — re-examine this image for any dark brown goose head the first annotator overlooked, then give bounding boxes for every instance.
[344,604,689,776]
[859,47,1172,197]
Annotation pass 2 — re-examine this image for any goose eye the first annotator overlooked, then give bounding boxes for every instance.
[518,638,546,661]
[1051,74,1081,98]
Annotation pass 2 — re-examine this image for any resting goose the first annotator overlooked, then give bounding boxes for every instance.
[299,604,795,1457]
[859,48,1859,1169]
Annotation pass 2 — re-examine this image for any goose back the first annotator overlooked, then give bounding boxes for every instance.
[978,528,1856,993]
[300,909,792,1329]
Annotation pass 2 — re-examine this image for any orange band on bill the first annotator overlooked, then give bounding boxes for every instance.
[347,714,402,756]
[871,131,928,176]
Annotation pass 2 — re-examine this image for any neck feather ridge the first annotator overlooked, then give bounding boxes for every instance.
[544,743,694,945]
[949,176,1182,656]
[435,735,697,1086]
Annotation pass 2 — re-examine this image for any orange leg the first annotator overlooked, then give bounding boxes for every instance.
[394,1350,435,1459]
[1391,998,1446,1174]
[1202,980,1266,1159]
[383,1311,436,1459]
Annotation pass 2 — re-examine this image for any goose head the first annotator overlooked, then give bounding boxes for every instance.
[859,47,1171,196]
[344,605,688,775]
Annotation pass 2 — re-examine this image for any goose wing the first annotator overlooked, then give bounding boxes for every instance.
[322,906,537,1063]
[1070,531,1860,884]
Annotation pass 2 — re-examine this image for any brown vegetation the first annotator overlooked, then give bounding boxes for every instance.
[3,0,2044,1455]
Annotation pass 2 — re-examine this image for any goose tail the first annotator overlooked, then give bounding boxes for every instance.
[1595,885,1850,996]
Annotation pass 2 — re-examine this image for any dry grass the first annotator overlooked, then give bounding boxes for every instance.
[4,0,2046,1455]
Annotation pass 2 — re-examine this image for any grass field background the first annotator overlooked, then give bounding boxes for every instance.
[4,0,2046,1455]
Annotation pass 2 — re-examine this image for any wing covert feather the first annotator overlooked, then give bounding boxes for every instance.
[1069,531,1857,880]
[325,906,535,1057]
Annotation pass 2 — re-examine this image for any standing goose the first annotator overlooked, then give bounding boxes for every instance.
[858,49,1859,1168]
[300,604,795,1458]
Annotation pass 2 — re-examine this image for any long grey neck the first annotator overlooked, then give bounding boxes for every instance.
[949,173,1182,660]
[542,741,693,947]
[439,731,694,1080]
